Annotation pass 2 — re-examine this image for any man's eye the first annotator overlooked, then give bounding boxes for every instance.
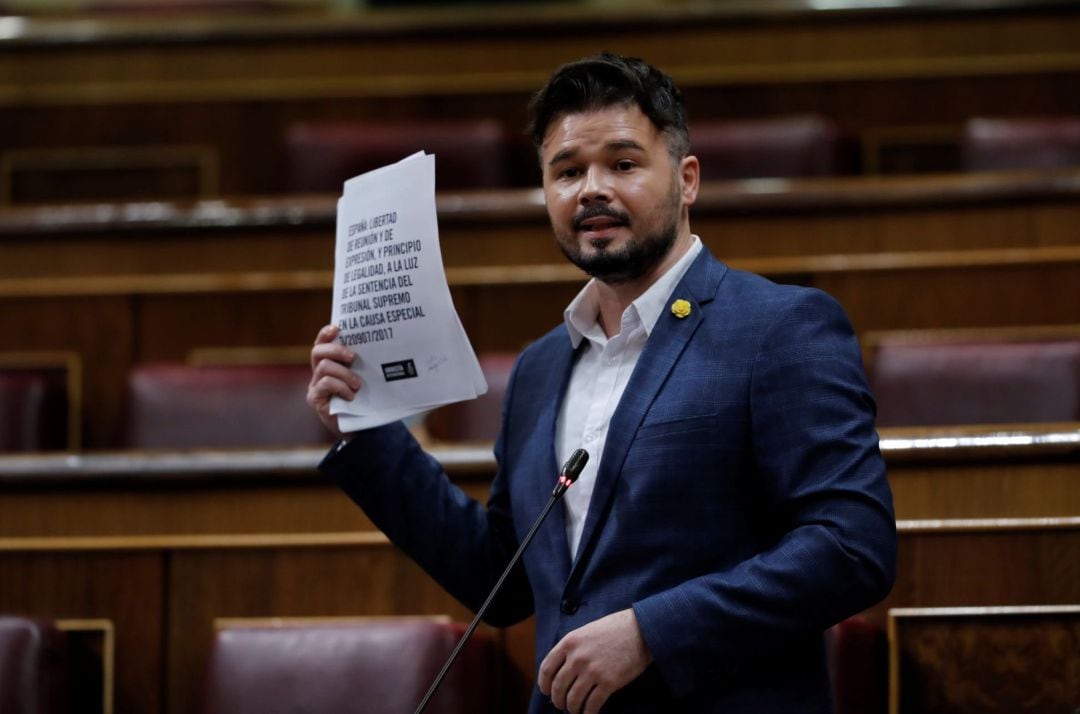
[559,167,581,179]
[615,160,636,171]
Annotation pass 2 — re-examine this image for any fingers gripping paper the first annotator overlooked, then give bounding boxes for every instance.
[330,152,487,431]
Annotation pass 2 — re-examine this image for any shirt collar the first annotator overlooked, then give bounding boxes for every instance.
[563,235,703,348]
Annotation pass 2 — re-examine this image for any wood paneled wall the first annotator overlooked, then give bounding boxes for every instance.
[2,2,1080,201]
[0,424,1077,714]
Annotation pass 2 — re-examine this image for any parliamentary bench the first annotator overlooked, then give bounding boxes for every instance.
[0,422,1075,713]
[116,328,1080,450]
[4,244,1079,450]
[2,170,1079,448]
[864,325,1080,428]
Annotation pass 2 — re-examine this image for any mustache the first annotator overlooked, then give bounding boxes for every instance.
[572,205,630,232]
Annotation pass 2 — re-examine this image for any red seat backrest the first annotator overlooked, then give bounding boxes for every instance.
[963,117,1080,171]
[202,619,499,714]
[284,119,510,193]
[871,340,1080,427]
[124,363,331,449]
[691,116,845,181]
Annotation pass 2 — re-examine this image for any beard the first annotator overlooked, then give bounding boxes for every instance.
[554,186,681,286]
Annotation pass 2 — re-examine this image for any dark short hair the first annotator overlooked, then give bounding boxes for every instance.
[527,52,689,160]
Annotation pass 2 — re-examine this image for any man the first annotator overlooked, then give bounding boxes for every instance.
[308,52,896,713]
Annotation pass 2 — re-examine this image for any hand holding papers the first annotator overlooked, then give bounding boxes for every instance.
[330,152,487,432]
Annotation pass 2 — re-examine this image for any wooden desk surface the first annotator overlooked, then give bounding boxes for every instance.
[0,422,1076,524]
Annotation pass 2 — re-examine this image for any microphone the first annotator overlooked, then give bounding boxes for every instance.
[413,449,589,714]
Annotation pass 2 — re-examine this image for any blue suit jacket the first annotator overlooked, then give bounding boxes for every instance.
[321,248,896,713]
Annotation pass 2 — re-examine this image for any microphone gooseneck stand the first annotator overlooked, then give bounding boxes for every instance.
[413,448,590,714]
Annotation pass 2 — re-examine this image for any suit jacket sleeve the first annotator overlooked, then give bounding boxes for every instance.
[631,288,897,697]
[318,375,535,628]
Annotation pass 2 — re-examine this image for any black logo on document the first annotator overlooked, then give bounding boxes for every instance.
[381,359,418,382]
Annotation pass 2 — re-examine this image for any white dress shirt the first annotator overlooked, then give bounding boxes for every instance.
[555,236,703,559]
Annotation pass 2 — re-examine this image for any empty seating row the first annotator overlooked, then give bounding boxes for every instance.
[2,327,1079,452]
[282,115,854,193]
[204,615,886,714]
[284,115,1080,192]
[206,610,1080,714]
[0,352,515,452]
[0,612,890,714]
[123,351,518,450]
[866,326,1080,428]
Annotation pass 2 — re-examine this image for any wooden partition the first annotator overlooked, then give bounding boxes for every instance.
[887,605,1080,714]
[3,170,1080,447]
[0,423,1076,714]
[2,1,1080,201]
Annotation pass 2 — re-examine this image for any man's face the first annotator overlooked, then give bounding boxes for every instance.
[540,103,695,285]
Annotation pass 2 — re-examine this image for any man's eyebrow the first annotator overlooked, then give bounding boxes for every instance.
[606,139,645,153]
[547,148,577,167]
[547,140,646,168]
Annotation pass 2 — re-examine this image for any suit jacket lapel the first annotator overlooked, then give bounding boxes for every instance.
[535,334,580,580]
[568,250,727,578]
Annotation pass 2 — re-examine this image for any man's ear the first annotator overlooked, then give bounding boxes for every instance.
[679,155,700,206]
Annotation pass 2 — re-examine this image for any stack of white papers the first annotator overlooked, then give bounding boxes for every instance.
[329,152,487,432]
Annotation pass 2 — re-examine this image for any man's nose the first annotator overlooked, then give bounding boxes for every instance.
[579,166,611,205]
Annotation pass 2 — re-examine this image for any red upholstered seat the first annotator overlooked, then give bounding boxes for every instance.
[0,616,71,714]
[0,369,70,452]
[284,119,509,193]
[423,352,517,443]
[690,116,845,181]
[826,616,886,714]
[962,117,1080,171]
[124,363,331,449]
[870,339,1080,427]
[202,619,499,714]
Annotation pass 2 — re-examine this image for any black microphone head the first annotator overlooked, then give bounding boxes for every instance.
[560,448,589,485]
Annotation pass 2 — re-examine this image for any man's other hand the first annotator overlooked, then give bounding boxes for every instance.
[306,324,361,440]
[538,608,653,714]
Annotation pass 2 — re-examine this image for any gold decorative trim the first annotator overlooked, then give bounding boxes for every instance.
[0,531,390,552]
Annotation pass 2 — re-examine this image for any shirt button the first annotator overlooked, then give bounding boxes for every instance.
[584,432,597,443]
[561,598,579,615]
